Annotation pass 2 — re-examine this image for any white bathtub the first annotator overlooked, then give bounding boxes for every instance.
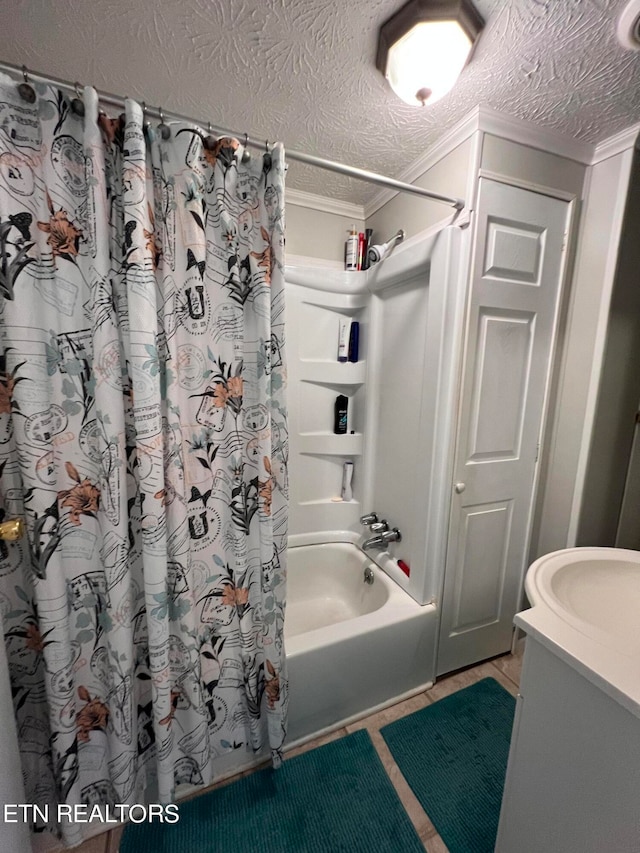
[284,539,437,746]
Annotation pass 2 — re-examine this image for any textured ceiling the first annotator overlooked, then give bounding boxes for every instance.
[1,0,640,204]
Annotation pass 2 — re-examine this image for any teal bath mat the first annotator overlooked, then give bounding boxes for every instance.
[121,729,425,853]
[381,677,516,853]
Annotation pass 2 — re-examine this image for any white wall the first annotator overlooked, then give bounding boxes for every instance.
[285,202,364,264]
[532,148,634,557]
[481,134,585,196]
[576,150,640,545]
[365,139,472,242]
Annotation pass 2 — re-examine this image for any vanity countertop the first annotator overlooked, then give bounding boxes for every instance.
[517,546,640,720]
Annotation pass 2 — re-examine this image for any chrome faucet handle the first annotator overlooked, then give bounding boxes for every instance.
[381,528,401,544]
[369,520,388,533]
[360,512,378,526]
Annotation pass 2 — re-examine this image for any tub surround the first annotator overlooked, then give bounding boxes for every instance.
[285,227,441,294]
[283,234,455,746]
[286,223,469,617]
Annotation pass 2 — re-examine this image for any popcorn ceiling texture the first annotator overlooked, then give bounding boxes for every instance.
[1,0,639,203]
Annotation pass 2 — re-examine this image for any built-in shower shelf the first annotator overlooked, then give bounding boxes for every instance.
[300,360,366,385]
[298,432,364,456]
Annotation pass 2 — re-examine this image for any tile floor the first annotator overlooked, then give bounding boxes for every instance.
[60,645,524,853]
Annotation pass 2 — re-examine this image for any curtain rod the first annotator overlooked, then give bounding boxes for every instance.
[0,60,465,211]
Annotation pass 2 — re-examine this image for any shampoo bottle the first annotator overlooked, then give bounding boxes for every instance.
[337,317,352,362]
[345,226,358,271]
[334,395,348,434]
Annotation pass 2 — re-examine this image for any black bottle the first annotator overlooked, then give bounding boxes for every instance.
[334,395,348,435]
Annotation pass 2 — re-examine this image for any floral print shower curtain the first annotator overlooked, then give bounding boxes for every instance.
[0,77,288,845]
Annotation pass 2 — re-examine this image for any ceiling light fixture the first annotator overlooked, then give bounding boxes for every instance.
[376,0,484,107]
[617,0,640,50]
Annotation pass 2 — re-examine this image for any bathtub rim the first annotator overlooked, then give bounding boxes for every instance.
[288,529,422,597]
[285,535,436,658]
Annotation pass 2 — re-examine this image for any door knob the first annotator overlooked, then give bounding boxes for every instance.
[0,517,25,541]
[454,482,466,494]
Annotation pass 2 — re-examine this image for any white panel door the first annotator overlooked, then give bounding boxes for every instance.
[437,179,569,675]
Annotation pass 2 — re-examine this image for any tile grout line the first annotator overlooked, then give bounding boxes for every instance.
[487,658,522,692]
[370,732,448,852]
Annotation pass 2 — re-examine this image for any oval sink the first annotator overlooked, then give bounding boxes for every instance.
[526,547,640,652]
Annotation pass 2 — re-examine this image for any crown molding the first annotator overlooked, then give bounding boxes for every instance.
[476,105,595,165]
[591,123,640,164]
[364,105,601,218]
[289,108,640,225]
[285,188,365,221]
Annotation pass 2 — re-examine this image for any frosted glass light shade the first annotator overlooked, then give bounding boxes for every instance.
[385,20,472,106]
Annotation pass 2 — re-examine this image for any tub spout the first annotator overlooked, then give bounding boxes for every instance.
[363,528,402,550]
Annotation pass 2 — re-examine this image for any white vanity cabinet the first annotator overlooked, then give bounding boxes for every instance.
[497,634,640,852]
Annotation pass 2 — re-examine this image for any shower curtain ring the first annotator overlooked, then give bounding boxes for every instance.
[18,65,36,104]
[158,107,171,140]
[241,132,251,164]
[141,101,150,136]
[263,140,272,173]
[71,81,85,117]
[204,121,217,151]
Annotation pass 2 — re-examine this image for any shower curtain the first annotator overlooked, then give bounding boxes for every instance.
[0,77,288,845]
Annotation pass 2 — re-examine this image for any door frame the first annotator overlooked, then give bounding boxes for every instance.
[435,173,578,674]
